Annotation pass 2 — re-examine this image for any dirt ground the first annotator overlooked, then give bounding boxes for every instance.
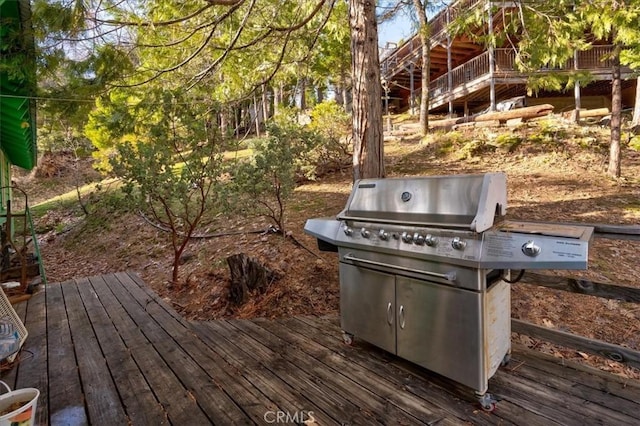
[15,117,640,381]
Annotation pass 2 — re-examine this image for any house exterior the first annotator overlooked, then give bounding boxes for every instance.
[0,0,38,210]
[380,0,637,116]
[0,0,44,288]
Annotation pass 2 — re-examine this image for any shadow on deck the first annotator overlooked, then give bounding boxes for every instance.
[1,272,639,425]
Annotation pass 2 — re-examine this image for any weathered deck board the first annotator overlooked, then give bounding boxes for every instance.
[210,319,379,425]
[46,280,88,425]
[504,347,640,419]
[236,317,429,425]
[295,316,528,425]
[251,317,466,425]
[289,316,503,426]
[196,320,358,425]
[77,275,167,426]
[111,272,278,424]
[192,321,337,425]
[1,272,639,426]
[97,273,212,425]
[12,289,47,426]
[60,278,128,425]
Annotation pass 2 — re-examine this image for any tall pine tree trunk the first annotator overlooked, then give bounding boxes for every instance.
[262,84,269,124]
[274,83,283,116]
[350,0,384,180]
[342,85,350,112]
[298,77,307,110]
[608,46,622,178]
[413,0,430,135]
[220,109,228,136]
[317,86,324,103]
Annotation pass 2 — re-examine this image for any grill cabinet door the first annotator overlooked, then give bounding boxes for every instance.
[395,277,485,392]
[339,263,396,354]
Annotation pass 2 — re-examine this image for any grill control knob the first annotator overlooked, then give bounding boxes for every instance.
[425,234,438,246]
[401,231,413,243]
[522,240,541,257]
[451,237,467,250]
[378,229,389,240]
[413,233,425,245]
[343,226,353,236]
[361,228,371,238]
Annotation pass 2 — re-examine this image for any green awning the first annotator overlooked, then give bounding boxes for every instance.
[0,0,37,170]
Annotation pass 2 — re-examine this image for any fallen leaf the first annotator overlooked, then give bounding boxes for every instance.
[542,318,555,328]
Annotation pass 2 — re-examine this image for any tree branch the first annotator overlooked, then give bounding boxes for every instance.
[268,0,328,32]
[92,3,219,27]
[186,0,258,89]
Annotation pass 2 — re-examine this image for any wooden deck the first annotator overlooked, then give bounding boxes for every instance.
[2,272,639,425]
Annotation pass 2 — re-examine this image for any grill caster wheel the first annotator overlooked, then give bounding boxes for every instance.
[476,392,497,412]
[500,353,511,367]
[342,332,354,346]
[481,402,497,412]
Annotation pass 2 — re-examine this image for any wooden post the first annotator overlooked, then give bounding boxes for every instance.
[574,50,581,123]
[262,84,269,124]
[408,62,416,116]
[488,2,496,111]
[253,94,260,138]
[447,8,454,117]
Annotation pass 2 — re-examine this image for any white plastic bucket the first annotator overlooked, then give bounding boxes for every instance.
[0,381,39,426]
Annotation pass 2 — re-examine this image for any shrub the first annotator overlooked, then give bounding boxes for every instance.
[493,133,522,152]
[267,104,351,180]
[106,89,228,286]
[528,122,565,146]
[458,140,496,159]
[307,101,352,175]
[233,121,320,233]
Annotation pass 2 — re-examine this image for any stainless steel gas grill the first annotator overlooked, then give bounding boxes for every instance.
[304,173,594,410]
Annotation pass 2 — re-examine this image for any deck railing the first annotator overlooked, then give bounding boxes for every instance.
[430,51,491,98]
[430,0,483,40]
[380,0,485,79]
[428,45,620,100]
[571,44,615,69]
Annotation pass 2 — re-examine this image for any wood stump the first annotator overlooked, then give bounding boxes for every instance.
[226,253,275,305]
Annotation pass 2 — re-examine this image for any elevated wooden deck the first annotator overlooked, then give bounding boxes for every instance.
[2,272,639,425]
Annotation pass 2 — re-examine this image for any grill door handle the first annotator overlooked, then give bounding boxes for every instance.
[386,302,393,325]
[343,253,457,282]
[398,305,406,329]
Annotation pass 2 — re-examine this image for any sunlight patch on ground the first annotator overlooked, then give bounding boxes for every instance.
[295,182,352,195]
[623,203,640,220]
[32,178,120,209]
[223,148,252,160]
[32,148,252,212]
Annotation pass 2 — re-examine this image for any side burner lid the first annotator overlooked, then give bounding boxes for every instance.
[338,173,507,232]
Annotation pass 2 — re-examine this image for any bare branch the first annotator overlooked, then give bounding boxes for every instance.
[377,0,411,24]
[206,0,243,5]
[268,0,327,32]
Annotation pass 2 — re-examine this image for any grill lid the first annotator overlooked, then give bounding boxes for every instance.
[338,173,507,232]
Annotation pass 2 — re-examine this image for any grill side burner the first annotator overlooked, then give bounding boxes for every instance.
[304,173,593,410]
